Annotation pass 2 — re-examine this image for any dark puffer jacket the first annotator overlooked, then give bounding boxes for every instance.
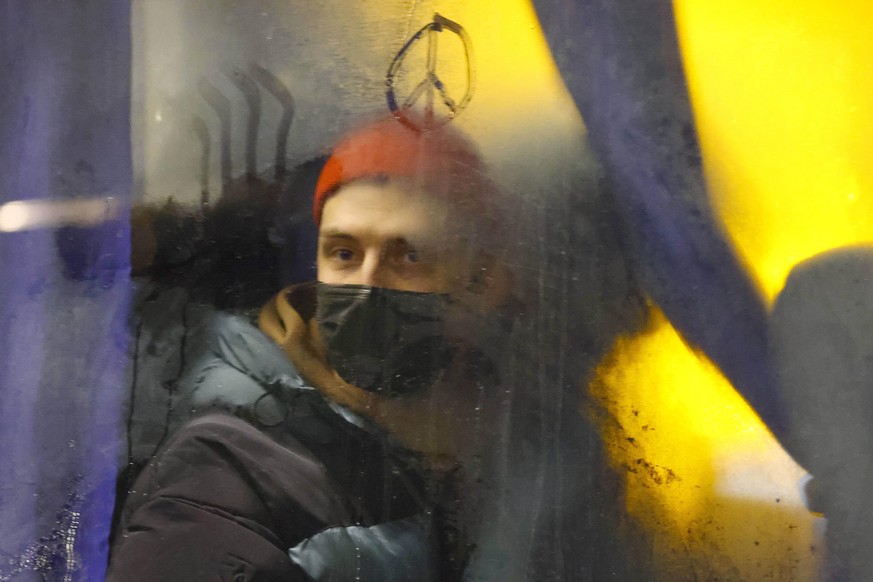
[109,313,462,581]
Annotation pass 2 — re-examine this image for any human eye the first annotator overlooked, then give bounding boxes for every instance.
[389,242,423,266]
[333,247,355,261]
[320,237,359,267]
[389,241,436,277]
[402,248,419,263]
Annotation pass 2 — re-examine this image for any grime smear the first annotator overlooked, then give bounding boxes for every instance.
[588,307,820,582]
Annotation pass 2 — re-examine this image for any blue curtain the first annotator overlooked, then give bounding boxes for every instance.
[533,0,789,442]
[0,2,131,579]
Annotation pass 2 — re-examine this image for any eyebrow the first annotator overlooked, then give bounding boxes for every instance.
[318,229,357,241]
[319,228,440,255]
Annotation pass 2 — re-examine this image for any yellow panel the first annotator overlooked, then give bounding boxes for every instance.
[587,1,873,577]
[590,309,819,580]
[674,0,873,301]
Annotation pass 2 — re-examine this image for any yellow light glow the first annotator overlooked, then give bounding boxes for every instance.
[587,1,873,577]
[590,309,818,580]
[354,0,578,151]
[674,0,873,301]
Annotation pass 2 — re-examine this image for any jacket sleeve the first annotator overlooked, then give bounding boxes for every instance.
[172,312,310,431]
[108,414,351,582]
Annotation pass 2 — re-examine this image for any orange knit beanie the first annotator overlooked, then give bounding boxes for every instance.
[313,114,496,225]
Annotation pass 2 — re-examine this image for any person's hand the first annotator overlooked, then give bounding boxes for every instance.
[258,285,318,356]
[259,286,375,414]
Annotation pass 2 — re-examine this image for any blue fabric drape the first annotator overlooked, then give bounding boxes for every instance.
[532,0,789,442]
[0,2,131,580]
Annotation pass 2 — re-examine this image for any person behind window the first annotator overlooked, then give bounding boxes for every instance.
[107,113,518,582]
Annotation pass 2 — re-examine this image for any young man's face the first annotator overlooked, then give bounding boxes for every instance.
[317,179,473,294]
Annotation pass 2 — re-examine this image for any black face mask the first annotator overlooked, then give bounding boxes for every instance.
[315,283,457,397]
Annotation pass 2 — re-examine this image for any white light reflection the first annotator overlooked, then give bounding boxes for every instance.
[0,197,122,232]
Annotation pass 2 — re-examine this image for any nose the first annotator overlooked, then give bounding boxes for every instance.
[357,251,385,288]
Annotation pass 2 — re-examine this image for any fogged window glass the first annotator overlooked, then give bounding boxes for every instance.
[3,1,869,580]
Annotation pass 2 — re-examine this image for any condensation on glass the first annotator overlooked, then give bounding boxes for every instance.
[5,0,869,580]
